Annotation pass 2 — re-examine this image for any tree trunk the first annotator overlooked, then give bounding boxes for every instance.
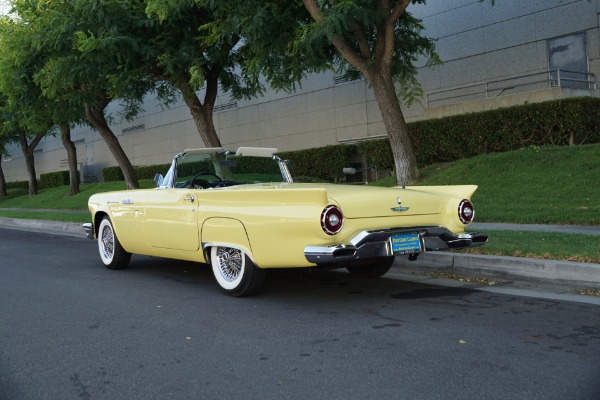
[84,103,139,189]
[17,128,45,196]
[177,77,221,148]
[59,123,80,196]
[176,75,232,180]
[0,157,7,198]
[368,70,419,186]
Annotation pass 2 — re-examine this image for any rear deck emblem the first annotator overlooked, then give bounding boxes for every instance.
[392,198,409,212]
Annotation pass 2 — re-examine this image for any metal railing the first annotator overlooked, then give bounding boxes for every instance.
[426,69,597,108]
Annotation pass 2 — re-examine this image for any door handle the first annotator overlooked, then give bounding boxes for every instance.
[183,195,195,203]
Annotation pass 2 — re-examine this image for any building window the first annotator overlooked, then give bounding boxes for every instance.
[122,124,145,134]
[547,32,589,89]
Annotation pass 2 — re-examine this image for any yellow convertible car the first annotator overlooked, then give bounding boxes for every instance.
[84,147,487,296]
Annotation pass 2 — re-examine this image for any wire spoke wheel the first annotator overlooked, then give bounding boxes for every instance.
[100,223,115,261]
[215,247,244,282]
[210,246,266,297]
[97,217,131,270]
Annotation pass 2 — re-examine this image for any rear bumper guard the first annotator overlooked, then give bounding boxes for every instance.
[304,226,488,264]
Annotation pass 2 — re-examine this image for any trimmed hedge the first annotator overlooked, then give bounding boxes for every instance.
[280,144,357,183]
[102,161,213,182]
[359,96,600,168]
[100,97,600,182]
[411,96,600,166]
[7,180,28,190]
[40,170,72,190]
[103,162,171,182]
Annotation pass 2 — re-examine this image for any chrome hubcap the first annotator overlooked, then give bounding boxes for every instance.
[216,247,242,282]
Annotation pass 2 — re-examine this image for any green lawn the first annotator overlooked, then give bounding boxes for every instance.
[417,144,600,225]
[459,230,600,264]
[371,143,600,225]
[0,180,156,210]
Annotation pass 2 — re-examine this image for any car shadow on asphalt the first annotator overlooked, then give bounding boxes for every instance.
[123,254,479,301]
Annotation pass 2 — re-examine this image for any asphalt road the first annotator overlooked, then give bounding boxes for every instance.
[1,228,600,400]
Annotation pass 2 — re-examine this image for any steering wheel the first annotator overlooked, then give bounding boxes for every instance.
[187,172,223,189]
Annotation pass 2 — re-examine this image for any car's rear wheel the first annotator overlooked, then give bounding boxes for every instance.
[346,256,395,278]
[97,216,131,270]
[210,246,265,297]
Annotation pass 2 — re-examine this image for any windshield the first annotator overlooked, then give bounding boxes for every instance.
[168,151,286,189]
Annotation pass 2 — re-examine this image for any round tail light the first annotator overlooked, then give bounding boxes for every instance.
[458,199,475,224]
[321,205,344,235]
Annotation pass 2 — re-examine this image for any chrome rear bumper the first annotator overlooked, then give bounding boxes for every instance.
[304,226,488,264]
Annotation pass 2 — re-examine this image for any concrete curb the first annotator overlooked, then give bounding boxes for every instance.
[2,217,599,290]
[394,252,600,290]
[0,218,84,238]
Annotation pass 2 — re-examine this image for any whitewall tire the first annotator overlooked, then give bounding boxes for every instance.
[210,246,265,297]
[97,216,131,270]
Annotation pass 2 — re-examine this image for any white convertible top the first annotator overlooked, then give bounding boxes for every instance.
[182,147,224,156]
[181,147,278,158]
[235,147,278,157]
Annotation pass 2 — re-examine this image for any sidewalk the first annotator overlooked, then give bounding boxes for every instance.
[1,216,599,290]
[471,222,600,236]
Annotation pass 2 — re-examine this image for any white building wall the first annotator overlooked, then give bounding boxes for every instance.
[3,0,599,183]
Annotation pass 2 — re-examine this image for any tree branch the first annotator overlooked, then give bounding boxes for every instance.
[389,0,410,23]
[353,22,371,60]
[382,0,410,70]
[302,0,369,73]
[203,71,219,116]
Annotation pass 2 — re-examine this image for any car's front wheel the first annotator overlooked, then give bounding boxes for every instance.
[97,216,131,270]
[210,246,265,297]
[346,256,395,278]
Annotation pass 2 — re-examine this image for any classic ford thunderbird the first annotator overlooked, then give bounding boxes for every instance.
[84,147,487,296]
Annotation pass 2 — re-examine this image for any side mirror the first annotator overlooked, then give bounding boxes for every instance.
[154,173,164,187]
[343,167,357,175]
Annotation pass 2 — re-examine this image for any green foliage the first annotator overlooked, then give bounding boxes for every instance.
[357,140,395,171]
[102,166,124,182]
[227,156,278,175]
[358,97,600,168]
[40,171,72,190]
[6,180,28,190]
[178,161,214,177]
[134,163,171,180]
[411,97,600,166]
[286,1,440,106]
[280,145,357,183]
[103,161,211,182]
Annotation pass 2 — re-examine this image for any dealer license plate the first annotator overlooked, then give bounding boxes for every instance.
[389,233,422,255]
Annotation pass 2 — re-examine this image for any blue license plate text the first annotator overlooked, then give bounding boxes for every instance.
[390,233,421,255]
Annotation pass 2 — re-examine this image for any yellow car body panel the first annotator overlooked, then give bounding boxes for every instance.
[88,181,481,269]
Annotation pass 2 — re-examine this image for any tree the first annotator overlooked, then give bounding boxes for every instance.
[58,123,80,196]
[0,17,53,197]
[1,6,82,197]
[0,95,46,197]
[301,1,440,185]
[140,0,264,175]
[233,0,439,185]
[17,0,154,190]
[16,128,45,196]
[0,133,10,198]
